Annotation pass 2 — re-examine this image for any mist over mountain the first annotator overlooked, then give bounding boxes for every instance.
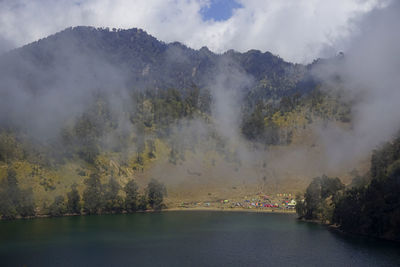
[1,26,307,96]
[0,26,313,139]
[1,1,400,256]
[0,8,398,218]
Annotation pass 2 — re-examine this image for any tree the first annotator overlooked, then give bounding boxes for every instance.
[49,195,67,217]
[138,195,148,211]
[67,183,81,214]
[0,133,23,163]
[0,180,17,220]
[124,179,139,213]
[104,176,123,213]
[320,175,344,200]
[83,173,104,214]
[332,188,363,232]
[74,112,102,164]
[241,102,265,141]
[264,119,280,145]
[0,169,19,219]
[6,168,20,205]
[295,194,306,218]
[304,178,322,220]
[299,175,344,221]
[17,188,35,217]
[146,179,166,211]
[0,168,35,219]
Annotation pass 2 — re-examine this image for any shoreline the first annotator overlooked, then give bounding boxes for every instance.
[0,207,296,221]
[297,218,400,244]
[327,224,400,244]
[163,207,296,214]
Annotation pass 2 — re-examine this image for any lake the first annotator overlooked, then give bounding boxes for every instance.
[1,211,399,266]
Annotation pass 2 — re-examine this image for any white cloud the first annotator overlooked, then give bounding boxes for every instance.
[309,0,400,168]
[0,0,390,62]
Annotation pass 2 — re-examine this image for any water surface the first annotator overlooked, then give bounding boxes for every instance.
[1,211,399,266]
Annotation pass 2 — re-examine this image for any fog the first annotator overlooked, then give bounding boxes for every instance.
[0,31,131,140]
[313,1,400,168]
[0,1,399,194]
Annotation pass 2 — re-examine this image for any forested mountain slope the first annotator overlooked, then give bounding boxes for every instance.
[0,26,355,218]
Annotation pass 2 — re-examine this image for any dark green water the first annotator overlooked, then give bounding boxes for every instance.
[1,212,399,267]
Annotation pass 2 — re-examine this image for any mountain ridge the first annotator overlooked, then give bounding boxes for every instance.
[1,26,307,95]
[0,25,356,219]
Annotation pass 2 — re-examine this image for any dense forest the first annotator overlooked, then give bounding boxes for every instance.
[296,136,400,241]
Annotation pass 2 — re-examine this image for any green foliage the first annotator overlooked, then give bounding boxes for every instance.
[147,179,166,211]
[263,119,280,145]
[319,176,345,200]
[370,137,400,180]
[303,178,323,220]
[0,187,17,220]
[348,170,370,189]
[295,194,306,217]
[61,98,117,163]
[138,195,148,211]
[297,175,344,222]
[124,179,139,213]
[332,187,364,232]
[0,28,353,220]
[0,133,23,163]
[333,138,400,241]
[299,136,400,241]
[103,176,124,213]
[17,188,35,217]
[241,103,265,141]
[67,183,81,214]
[48,195,67,217]
[0,198,17,220]
[0,168,35,219]
[78,174,166,216]
[82,173,104,214]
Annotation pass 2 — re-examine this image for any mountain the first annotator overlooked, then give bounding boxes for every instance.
[0,26,352,218]
[1,26,307,95]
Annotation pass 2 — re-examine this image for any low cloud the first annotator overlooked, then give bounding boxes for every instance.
[0,0,389,63]
[313,0,400,167]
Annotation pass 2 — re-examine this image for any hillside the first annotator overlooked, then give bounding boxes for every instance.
[0,26,359,217]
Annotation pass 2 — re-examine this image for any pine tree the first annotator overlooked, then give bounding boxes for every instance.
[83,173,104,214]
[147,179,166,211]
[124,179,139,213]
[67,183,81,214]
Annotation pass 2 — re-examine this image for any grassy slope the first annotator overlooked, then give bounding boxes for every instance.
[0,89,367,210]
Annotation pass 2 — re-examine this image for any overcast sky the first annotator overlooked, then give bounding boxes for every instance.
[0,0,392,63]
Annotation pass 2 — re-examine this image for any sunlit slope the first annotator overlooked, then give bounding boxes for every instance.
[0,26,364,208]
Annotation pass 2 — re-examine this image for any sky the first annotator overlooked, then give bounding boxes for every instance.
[201,0,242,21]
[0,0,392,63]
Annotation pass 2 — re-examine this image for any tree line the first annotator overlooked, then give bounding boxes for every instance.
[296,136,400,241]
[0,168,166,220]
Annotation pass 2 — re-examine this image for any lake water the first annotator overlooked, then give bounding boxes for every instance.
[1,211,399,266]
